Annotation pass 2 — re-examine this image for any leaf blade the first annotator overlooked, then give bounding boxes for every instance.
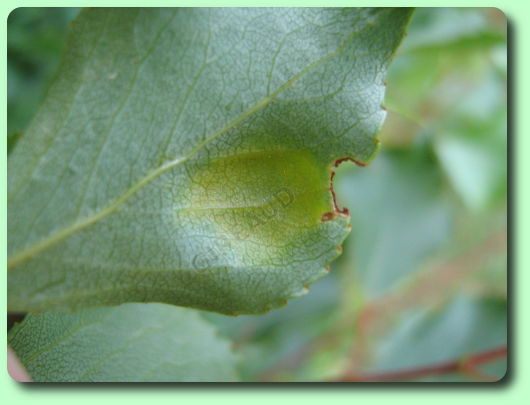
[8,303,239,382]
[8,8,413,314]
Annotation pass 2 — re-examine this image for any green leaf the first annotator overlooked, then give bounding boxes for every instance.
[8,303,239,382]
[399,8,505,54]
[434,76,507,211]
[8,8,412,314]
[8,8,79,135]
[367,294,507,381]
[334,147,452,296]
[203,273,343,381]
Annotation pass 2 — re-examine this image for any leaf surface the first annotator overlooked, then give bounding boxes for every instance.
[8,8,412,314]
[8,303,238,382]
[335,147,452,296]
[367,294,507,381]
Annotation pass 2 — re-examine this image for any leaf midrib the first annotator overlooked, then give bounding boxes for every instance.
[8,17,375,270]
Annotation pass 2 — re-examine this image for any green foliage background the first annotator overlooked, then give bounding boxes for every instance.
[7,7,507,382]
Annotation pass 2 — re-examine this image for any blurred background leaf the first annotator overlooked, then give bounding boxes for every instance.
[7,7,79,141]
[367,294,507,380]
[8,7,507,382]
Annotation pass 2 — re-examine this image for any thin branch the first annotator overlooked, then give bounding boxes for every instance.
[348,230,507,371]
[334,346,507,382]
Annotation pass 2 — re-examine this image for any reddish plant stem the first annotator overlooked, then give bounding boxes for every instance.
[348,230,507,371]
[258,231,506,382]
[334,346,507,382]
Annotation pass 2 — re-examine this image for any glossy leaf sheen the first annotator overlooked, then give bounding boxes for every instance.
[8,8,412,314]
[8,303,238,382]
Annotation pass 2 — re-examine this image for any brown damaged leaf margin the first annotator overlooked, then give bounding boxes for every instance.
[321,138,382,222]
[254,141,383,317]
[317,9,414,222]
[230,8,412,315]
[316,7,413,226]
